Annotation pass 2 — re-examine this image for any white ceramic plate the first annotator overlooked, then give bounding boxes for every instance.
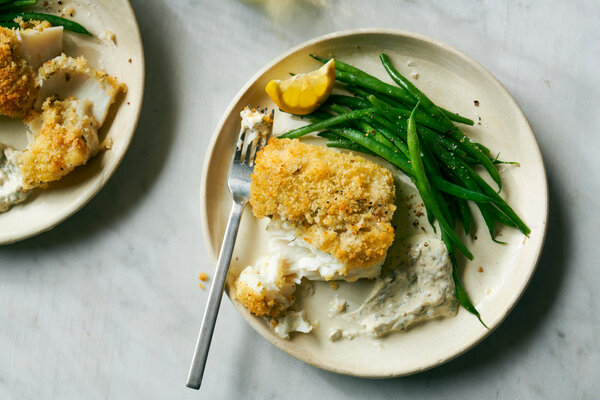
[0,0,144,244]
[201,29,548,377]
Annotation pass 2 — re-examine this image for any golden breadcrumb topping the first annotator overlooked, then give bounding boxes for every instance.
[20,97,99,190]
[250,138,396,271]
[235,281,284,317]
[0,27,38,118]
[234,274,294,318]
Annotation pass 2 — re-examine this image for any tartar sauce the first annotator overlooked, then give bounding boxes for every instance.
[343,235,458,338]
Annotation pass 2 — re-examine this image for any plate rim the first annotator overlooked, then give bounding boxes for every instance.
[199,28,549,377]
[0,0,145,245]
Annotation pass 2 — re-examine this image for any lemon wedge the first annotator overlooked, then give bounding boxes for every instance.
[265,59,335,115]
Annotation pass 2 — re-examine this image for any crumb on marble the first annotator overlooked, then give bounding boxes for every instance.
[198,272,209,289]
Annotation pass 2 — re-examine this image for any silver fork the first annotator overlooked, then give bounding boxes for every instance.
[186,108,273,390]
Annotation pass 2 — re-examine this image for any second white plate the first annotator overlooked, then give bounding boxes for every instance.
[0,0,144,244]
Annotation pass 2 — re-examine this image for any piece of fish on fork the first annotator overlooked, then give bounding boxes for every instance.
[186,106,273,390]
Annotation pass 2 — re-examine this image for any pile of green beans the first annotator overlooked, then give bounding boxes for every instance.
[279,54,531,325]
[0,1,91,35]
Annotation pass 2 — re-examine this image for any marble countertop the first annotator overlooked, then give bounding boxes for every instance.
[1,0,598,398]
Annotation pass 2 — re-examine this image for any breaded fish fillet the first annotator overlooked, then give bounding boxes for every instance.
[250,138,396,273]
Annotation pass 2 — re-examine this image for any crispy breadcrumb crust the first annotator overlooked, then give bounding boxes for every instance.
[250,138,396,272]
[20,97,99,189]
[14,18,52,30]
[0,27,38,118]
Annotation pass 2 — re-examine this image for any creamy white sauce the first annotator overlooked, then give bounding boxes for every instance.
[343,235,458,338]
[0,145,30,212]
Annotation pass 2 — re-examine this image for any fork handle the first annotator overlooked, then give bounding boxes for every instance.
[186,200,246,390]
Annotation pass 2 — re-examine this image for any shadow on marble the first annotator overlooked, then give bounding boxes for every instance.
[311,158,567,392]
[238,0,329,39]
[2,1,179,251]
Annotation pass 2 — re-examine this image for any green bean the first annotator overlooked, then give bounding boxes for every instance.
[476,141,493,158]
[306,109,337,121]
[363,117,409,156]
[380,53,502,190]
[466,163,530,235]
[0,12,91,35]
[330,127,414,177]
[279,108,376,139]
[480,200,505,244]
[406,104,472,259]
[431,186,450,230]
[451,253,487,327]
[456,197,472,235]
[335,70,416,105]
[490,205,518,229]
[325,139,376,156]
[0,0,36,11]
[419,141,445,229]
[316,131,339,140]
[328,104,395,149]
[329,94,370,109]
[316,129,377,156]
[443,111,476,126]
[429,175,493,203]
[346,85,405,108]
[445,193,460,229]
